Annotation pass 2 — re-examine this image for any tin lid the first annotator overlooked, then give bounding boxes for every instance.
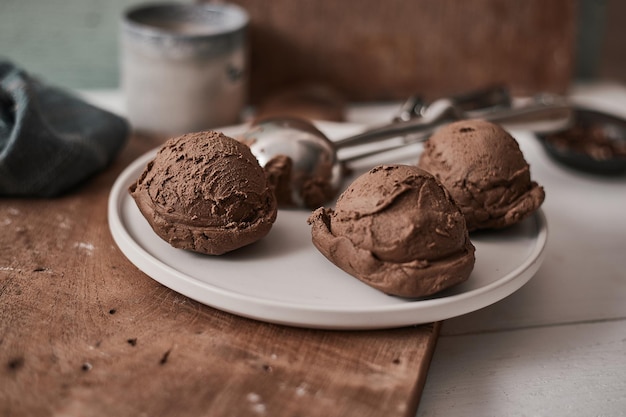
[123,2,249,40]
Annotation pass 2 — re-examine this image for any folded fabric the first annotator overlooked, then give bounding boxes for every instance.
[0,59,129,197]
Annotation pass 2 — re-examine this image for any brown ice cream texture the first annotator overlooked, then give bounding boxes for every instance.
[418,119,545,231]
[129,131,277,255]
[308,165,475,298]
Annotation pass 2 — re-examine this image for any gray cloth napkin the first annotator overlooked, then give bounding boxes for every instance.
[0,59,129,197]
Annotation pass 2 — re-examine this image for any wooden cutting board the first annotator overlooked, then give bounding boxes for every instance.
[0,133,440,417]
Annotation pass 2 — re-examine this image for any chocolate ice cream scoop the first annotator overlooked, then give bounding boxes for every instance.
[308,165,475,298]
[129,131,277,255]
[418,119,545,231]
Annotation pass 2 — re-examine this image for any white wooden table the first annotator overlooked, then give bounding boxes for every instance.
[417,83,626,417]
[82,83,626,416]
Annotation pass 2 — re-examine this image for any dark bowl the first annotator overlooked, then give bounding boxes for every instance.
[537,107,626,176]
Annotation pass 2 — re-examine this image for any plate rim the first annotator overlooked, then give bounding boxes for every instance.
[108,147,548,329]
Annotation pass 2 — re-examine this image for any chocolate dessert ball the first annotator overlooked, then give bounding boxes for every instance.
[308,165,475,298]
[129,131,277,255]
[418,120,545,231]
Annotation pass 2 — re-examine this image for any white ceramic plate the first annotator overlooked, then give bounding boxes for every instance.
[108,123,547,329]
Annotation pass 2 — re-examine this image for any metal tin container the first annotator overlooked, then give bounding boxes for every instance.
[121,2,249,135]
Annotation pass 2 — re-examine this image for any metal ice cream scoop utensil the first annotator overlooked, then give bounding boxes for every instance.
[241,93,573,208]
[393,84,512,122]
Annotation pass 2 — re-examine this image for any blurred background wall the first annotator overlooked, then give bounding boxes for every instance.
[0,0,623,96]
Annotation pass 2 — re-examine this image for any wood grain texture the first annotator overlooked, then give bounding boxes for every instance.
[599,0,626,82]
[0,134,440,417]
[204,0,576,103]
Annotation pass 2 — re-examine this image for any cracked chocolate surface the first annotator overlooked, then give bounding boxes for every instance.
[308,165,475,298]
[418,120,544,231]
[129,131,277,255]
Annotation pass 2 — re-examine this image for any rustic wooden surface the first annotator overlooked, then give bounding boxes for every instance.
[0,133,440,417]
[205,0,576,103]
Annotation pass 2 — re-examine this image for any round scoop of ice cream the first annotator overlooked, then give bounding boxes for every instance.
[129,131,277,255]
[307,165,475,298]
[418,119,545,231]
